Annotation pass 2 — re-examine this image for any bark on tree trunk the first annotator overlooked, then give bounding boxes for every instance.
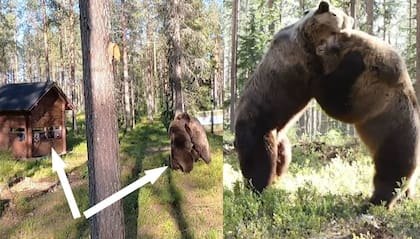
[366,0,374,34]
[167,0,184,115]
[42,0,50,81]
[267,0,275,34]
[153,38,158,114]
[69,0,77,132]
[415,0,420,98]
[230,0,239,132]
[28,54,33,81]
[130,71,135,125]
[212,35,222,108]
[409,0,412,47]
[145,8,156,122]
[122,0,132,130]
[59,26,65,90]
[79,0,125,238]
[14,27,19,83]
[350,0,357,29]
[383,0,387,40]
[299,0,305,14]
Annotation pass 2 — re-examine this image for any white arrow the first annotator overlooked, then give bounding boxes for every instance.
[83,166,168,219]
[52,148,81,219]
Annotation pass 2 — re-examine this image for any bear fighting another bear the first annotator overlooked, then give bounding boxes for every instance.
[235,1,353,192]
[234,1,419,209]
[169,112,211,173]
[314,29,420,208]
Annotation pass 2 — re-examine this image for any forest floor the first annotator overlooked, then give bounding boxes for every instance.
[0,118,223,239]
[223,130,420,239]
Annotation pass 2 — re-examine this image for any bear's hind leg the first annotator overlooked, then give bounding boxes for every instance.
[370,174,400,209]
[370,130,418,209]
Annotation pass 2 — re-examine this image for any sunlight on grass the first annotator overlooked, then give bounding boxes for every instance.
[128,120,223,239]
[0,118,89,239]
[1,184,89,239]
[0,152,27,183]
[223,132,420,238]
[281,155,374,196]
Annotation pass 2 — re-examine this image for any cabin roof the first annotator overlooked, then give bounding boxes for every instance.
[0,81,72,112]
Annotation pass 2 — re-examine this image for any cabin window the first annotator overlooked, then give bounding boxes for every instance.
[32,128,46,142]
[47,126,62,139]
[47,127,54,139]
[54,126,62,139]
[9,128,25,141]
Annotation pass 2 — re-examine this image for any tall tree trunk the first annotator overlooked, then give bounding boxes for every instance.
[314,105,317,136]
[415,0,420,99]
[122,0,132,130]
[267,0,275,34]
[211,73,215,133]
[79,1,125,238]
[145,8,155,122]
[366,0,373,34]
[317,106,322,133]
[28,54,33,82]
[383,0,387,40]
[350,0,357,29]
[309,104,313,137]
[69,0,77,132]
[153,37,158,114]
[59,26,65,88]
[230,0,239,132]
[167,0,183,114]
[299,0,306,14]
[42,0,50,81]
[14,28,19,83]
[409,0,412,48]
[213,36,222,108]
[130,70,135,125]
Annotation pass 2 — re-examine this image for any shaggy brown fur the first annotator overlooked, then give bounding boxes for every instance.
[234,1,354,191]
[314,29,420,208]
[169,112,211,173]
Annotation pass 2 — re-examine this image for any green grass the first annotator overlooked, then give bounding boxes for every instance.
[0,152,55,183]
[0,114,90,238]
[0,113,88,186]
[0,184,90,239]
[121,118,223,239]
[1,116,218,239]
[0,117,221,238]
[223,131,420,239]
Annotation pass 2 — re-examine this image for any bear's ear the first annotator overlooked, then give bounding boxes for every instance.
[316,1,330,14]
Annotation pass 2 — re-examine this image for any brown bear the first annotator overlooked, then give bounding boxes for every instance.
[234,1,354,192]
[313,29,420,208]
[169,112,211,173]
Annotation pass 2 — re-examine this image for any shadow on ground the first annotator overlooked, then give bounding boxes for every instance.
[120,120,170,238]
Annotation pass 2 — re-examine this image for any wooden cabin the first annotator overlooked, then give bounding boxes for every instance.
[0,82,72,158]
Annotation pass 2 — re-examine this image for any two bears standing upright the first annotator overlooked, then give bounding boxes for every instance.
[234,1,419,209]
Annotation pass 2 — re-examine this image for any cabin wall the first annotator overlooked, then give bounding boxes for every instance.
[0,113,28,158]
[31,90,66,157]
